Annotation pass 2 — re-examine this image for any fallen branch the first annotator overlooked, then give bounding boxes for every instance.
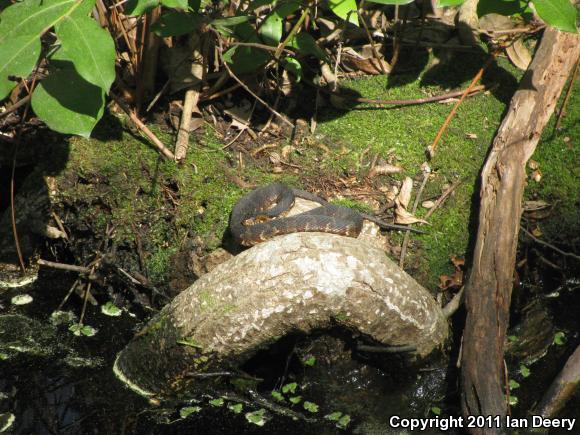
[534,345,580,418]
[460,29,580,432]
[114,233,448,397]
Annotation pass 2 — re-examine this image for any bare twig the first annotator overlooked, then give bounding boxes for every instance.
[227,41,293,55]
[399,169,430,268]
[10,75,38,274]
[38,259,91,274]
[480,25,545,37]
[215,37,293,128]
[110,92,176,160]
[275,8,309,59]
[322,84,489,107]
[424,179,462,220]
[357,343,417,353]
[522,228,580,261]
[56,279,80,311]
[358,0,389,75]
[0,95,31,119]
[442,286,464,319]
[51,211,69,241]
[145,79,169,113]
[175,87,200,161]
[78,277,93,326]
[201,83,242,102]
[428,53,497,157]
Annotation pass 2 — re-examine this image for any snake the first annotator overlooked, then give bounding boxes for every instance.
[229,183,423,246]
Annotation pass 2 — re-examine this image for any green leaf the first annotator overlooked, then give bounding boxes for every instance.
[69,323,97,336]
[328,0,359,26]
[553,331,567,345]
[509,379,520,390]
[337,414,351,428]
[152,11,203,36]
[507,335,518,342]
[245,409,266,426]
[271,391,285,401]
[531,0,577,33]
[124,0,160,16]
[519,364,531,378]
[282,57,302,81]
[431,406,442,415]
[303,401,319,413]
[101,301,122,317]
[508,395,518,406]
[189,0,201,12]
[211,16,251,27]
[282,382,298,394]
[366,0,414,4]
[325,411,342,421]
[303,356,316,366]
[0,0,85,45]
[477,0,525,17]
[289,32,329,62]
[180,406,201,418]
[161,0,188,8]
[228,403,243,413]
[247,0,277,11]
[56,10,116,92]
[11,294,33,305]
[437,0,465,6]
[209,398,224,406]
[224,46,270,74]
[0,0,87,99]
[32,59,105,137]
[288,395,302,404]
[259,1,301,46]
[0,36,41,99]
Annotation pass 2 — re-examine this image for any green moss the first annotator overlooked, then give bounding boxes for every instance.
[524,79,580,240]
[330,198,374,214]
[312,55,523,287]
[57,50,576,290]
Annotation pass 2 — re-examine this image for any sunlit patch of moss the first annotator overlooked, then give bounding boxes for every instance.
[330,198,374,214]
[312,56,523,287]
[524,79,579,242]
[56,51,576,292]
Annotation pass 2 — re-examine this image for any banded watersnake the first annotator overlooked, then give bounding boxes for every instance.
[229,183,424,246]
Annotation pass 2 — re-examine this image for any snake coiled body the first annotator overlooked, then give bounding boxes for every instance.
[229,183,363,246]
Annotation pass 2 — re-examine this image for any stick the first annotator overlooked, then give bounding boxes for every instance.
[424,179,462,220]
[522,228,580,261]
[38,259,91,274]
[110,92,175,160]
[213,31,294,128]
[175,87,200,161]
[428,53,497,157]
[399,169,430,268]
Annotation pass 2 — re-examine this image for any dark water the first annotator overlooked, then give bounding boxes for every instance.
[1,259,578,434]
